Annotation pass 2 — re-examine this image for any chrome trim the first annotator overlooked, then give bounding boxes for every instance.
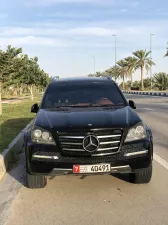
[32,155,59,159]
[62,147,118,153]
[59,136,84,139]
[111,165,129,168]
[124,150,148,157]
[100,141,120,145]
[53,168,72,171]
[63,148,85,151]
[59,131,122,156]
[110,165,131,173]
[61,141,120,146]
[50,165,131,175]
[97,147,118,151]
[92,152,116,156]
[98,135,121,138]
[60,135,121,139]
[61,142,83,145]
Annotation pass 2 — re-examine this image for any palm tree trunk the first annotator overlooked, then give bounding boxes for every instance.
[130,72,133,88]
[122,76,125,90]
[141,66,144,90]
[28,85,34,101]
[0,81,2,115]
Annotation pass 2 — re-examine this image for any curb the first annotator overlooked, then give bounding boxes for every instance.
[0,121,33,181]
[123,91,168,97]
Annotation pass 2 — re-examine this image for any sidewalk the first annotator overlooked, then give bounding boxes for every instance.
[2,97,30,104]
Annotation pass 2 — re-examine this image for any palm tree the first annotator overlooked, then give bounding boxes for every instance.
[88,72,102,77]
[133,50,155,90]
[88,74,95,77]
[95,72,102,77]
[124,56,137,88]
[153,72,168,91]
[6,45,22,58]
[116,60,128,90]
[105,65,120,81]
[0,50,12,115]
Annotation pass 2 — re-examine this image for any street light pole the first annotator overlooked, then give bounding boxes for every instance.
[150,33,154,90]
[113,34,117,81]
[113,34,117,66]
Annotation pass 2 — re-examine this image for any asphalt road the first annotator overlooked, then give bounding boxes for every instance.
[1,94,168,225]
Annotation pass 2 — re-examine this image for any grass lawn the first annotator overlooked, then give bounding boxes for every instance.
[0,96,41,153]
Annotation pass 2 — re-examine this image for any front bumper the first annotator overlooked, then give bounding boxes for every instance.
[49,165,132,176]
[25,139,153,176]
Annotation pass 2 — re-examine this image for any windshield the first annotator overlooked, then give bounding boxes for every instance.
[41,82,126,108]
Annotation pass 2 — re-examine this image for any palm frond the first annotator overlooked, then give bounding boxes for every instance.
[164,48,168,57]
[145,50,151,58]
[153,72,168,90]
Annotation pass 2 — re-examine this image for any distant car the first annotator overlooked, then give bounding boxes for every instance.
[24,76,153,188]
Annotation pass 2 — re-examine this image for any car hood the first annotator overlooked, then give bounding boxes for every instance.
[34,106,141,131]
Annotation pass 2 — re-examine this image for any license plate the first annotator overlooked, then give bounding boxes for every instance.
[73,164,111,174]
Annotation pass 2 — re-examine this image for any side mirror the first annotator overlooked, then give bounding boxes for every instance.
[129,100,136,109]
[31,103,39,113]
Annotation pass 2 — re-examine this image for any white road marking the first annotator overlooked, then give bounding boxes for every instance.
[144,108,154,111]
[154,153,168,170]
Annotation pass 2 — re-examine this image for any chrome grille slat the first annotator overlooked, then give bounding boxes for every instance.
[92,152,116,156]
[63,148,85,152]
[97,147,118,151]
[59,135,121,139]
[100,141,120,145]
[98,135,121,138]
[61,142,83,145]
[61,141,119,146]
[58,129,122,156]
[59,136,84,139]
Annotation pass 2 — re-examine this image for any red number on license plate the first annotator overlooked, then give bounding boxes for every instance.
[73,165,80,173]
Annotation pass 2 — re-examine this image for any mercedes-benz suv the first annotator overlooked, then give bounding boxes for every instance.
[24,76,153,188]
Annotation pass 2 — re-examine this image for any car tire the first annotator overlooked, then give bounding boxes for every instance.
[26,172,47,189]
[130,165,152,184]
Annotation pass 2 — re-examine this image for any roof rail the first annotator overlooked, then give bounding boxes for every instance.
[52,76,59,81]
[105,75,112,80]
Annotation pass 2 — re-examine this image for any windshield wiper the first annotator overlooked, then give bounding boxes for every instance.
[98,104,124,107]
[69,104,94,108]
[102,105,125,110]
[44,104,124,109]
[65,104,124,108]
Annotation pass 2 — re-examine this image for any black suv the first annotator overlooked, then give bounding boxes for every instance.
[24,76,153,188]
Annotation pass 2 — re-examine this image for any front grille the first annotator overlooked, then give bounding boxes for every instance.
[58,129,123,156]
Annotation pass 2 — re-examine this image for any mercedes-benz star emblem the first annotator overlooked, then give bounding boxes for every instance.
[83,135,99,152]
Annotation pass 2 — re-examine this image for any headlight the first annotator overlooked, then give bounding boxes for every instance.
[125,123,147,142]
[33,129,42,138]
[31,126,56,145]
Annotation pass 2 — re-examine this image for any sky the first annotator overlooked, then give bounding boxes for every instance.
[0,0,168,81]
